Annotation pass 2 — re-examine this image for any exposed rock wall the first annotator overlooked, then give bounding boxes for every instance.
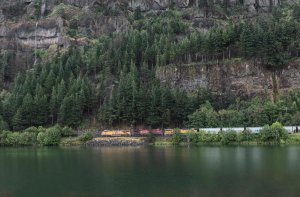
[0,0,297,94]
[0,0,287,52]
[156,60,300,99]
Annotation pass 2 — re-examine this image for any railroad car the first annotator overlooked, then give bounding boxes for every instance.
[152,129,163,135]
[164,129,174,135]
[164,129,197,135]
[101,130,131,137]
[180,129,198,134]
[100,126,299,137]
[246,127,262,134]
[284,126,297,134]
[139,130,150,136]
[200,128,220,134]
[222,128,244,133]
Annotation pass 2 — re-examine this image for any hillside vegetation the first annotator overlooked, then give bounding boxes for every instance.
[0,1,299,131]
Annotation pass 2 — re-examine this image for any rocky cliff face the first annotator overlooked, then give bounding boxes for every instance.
[0,0,285,52]
[156,60,300,99]
[0,0,297,95]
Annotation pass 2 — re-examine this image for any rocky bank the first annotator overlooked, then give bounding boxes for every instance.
[84,137,146,146]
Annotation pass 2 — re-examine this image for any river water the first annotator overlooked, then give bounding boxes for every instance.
[1,146,300,197]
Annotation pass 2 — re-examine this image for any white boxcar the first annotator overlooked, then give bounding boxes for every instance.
[283,126,296,134]
[222,128,244,132]
[245,127,262,134]
[200,128,220,134]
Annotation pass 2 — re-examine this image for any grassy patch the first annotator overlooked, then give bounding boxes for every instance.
[154,141,173,146]
[59,138,83,146]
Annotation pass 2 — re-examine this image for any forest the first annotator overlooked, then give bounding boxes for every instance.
[0,2,300,131]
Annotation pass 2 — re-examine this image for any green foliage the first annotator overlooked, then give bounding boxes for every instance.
[0,130,11,144]
[19,132,37,145]
[187,101,218,128]
[260,122,288,143]
[0,3,300,131]
[236,132,244,142]
[61,126,76,137]
[33,1,41,20]
[207,133,220,142]
[0,130,37,146]
[38,125,62,145]
[221,129,237,144]
[186,130,198,144]
[0,116,9,132]
[78,131,93,142]
[37,132,45,144]
[241,129,254,141]
[171,129,183,145]
[145,131,156,143]
[37,126,46,133]
[6,132,21,145]
[133,6,143,20]
[198,130,206,142]
[1,47,97,130]
[24,126,38,134]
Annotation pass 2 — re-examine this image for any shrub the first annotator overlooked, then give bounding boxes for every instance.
[37,132,46,144]
[38,126,62,145]
[198,130,206,142]
[25,126,38,134]
[44,127,62,145]
[19,132,37,145]
[78,131,93,142]
[242,129,254,141]
[207,133,219,142]
[186,130,198,144]
[260,122,288,143]
[171,129,183,145]
[37,126,46,133]
[237,131,244,142]
[0,130,11,144]
[221,129,237,144]
[145,131,156,143]
[61,126,76,137]
[6,132,21,145]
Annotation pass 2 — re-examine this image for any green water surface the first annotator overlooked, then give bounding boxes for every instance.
[0,146,300,197]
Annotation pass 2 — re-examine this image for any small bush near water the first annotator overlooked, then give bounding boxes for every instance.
[171,129,183,145]
[186,130,198,144]
[0,131,37,146]
[145,131,156,143]
[198,130,206,142]
[221,129,237,144]
[37,125,62,145]
[260,122,288,143]
[78,131,93,142]
[61,126,77,137]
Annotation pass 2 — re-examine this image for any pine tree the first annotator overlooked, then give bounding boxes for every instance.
[20,93,34,128]
[12,109,26,131]
[50,87,58,124]
[45,70,56,95]
[33,85,48,126]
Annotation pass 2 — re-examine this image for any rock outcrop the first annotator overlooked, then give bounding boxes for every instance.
[0,0,286,52]
[0,0,297,95]
[156,60,300,99]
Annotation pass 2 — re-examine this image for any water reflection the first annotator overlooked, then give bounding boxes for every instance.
[0,146,300,197]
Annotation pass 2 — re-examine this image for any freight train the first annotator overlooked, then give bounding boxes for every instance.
[100,126,299,137]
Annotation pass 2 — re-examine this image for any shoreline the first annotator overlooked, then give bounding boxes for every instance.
[2,134,300,147]
[59,135,300,147]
